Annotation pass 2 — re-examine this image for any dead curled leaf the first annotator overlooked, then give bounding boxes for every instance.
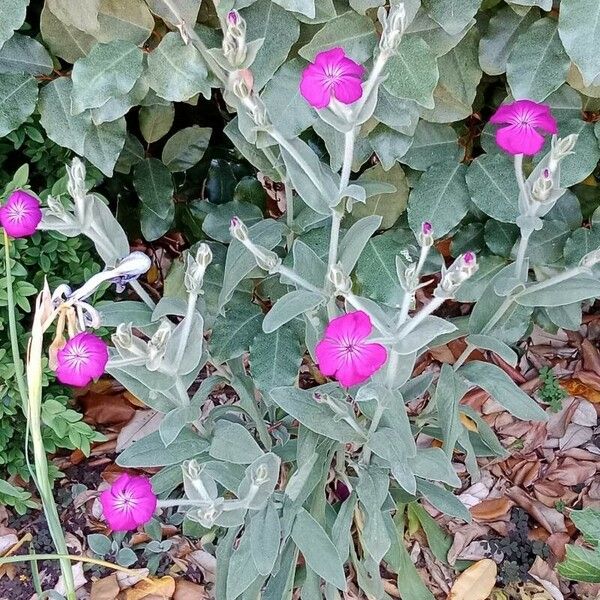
[561,378,600,403]
[471,498,515,522]
[447,558,497,600]
[125,575,176,600]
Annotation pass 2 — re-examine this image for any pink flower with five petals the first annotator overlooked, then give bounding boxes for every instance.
[0,190,42,238]
[100,474,157,532]
[489,99,558,156]
[55,332,108,387]
[315,311,387,388]
[300,47,365,109]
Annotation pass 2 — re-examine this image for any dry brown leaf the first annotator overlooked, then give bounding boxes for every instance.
[91,574,121,600]
[528,557,564,600]
[125,576,176,600]
[116,410,163,452]
[116,568,150,590]
[173,579,210,599]
[561,379,600,403]
[447,558,497,600]
[471,498,514,522]
[81,391,136,427]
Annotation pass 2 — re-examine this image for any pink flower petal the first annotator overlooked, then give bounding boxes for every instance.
[530,106,558,134]
[55,332,108,387]
[353,342,388,379]
[323,310,372,342]
[335,360,367,388]
[489,103,516,125]
[315,338,343,376]
[300,69,332,108]
[333,77,363,105]
[496,123,545,156]
[338,56,365,78]
[100,474,157,532]
[313,47,345,69]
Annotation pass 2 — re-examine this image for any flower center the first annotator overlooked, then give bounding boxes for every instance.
[64,343,90,370]
[7,200,28,223]
[114,489,138,513]
[323,65,343,88]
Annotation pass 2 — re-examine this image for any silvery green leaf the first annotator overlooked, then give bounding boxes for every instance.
[479,5,538,76]
[87,533,112,556]
[564,226,600,265]
[299,11,376,63]
[284,451,318,501]
[162,311,204,376]
[71,41,144,114]
[47,0,100,33]
[356,467,391,563]
[400,372,434,403]
[527,220,571,266]
[218,219,284,310]
[466,153,520,223]
[545,190,582,230]
[460,361,547,421]
[558,545,600,583]
[269,386,365,443]
[237,453,281,510]
[147,32,210,102]
[546,85,583,121]
[347,164,408,231]
[139,102,175,144]
[144,0,201,26]
[210,420,263,465]
[291,508,346,590]
[160,124,211,171]
[422,0,482,36]
[544,303,582,331]
[263,58,316,139]
[115,133,145,174]
[408,161,470,238]
[83,116,127,177]
[402,120,461,171]
[507,18,569,102]
[515,275,600,307]
[117,429,209,467]
[484,221,520,257]
[435,364,468,457]
[466,334,518,366]
[0,74,37,137]
[91,76,149,125]
[250,325,303,393]
[412,448,461,486]
[98,300,153,327]
[202,201,262,243]
[367,428,416,494]
[416,479,471,522]
[383,36,439,109]
[332,494,357,563]
[94,0,155,46]
[210,301,263,363]
[369,124,413,171]
[0,0,28,49]
[225,117,278,175]
[262,539,297,600]
[249,501,281,576]
[273,0,316,17]
[39,77,88,155]
[342,183,367,204]
[420,28,482,123]
[280,137,339,214]
[40,4,96,63]
[262,290,324,334]
[374,88,421,136]
[405,9,473,58]
[159,407,193,447]
[338,215,382,274]
[508,0,551,9]
[0,34,53,75]
[291,239,327,288]
[558,0,600,86]
[133,158,175,241]
[226,530,260,600]
[313,118,373,173]
[395,316,457,354]
[242,0,300,90]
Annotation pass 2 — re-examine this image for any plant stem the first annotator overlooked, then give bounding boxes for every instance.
[130,279,155,309]
[174,291,198,368]
[285,178,294,251]
[3,232,28,410]
[515,265,587,297]
[397,296,445,340]
[360,402,385,466]
[26,308,75,599]
[514,153,528,206]
[514,227,532,283]
[275,264,325,295]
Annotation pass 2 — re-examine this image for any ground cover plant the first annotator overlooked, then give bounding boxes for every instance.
[1,0,600,599]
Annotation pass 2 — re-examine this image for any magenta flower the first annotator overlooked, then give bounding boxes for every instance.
[490,99,557,156]
[100,473,157,532]
[0,190,42,238]
[55,332,108,387]
[315,311,387,388]
[300,47,365,109]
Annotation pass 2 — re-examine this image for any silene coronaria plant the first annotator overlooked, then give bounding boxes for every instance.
[3,1,600,598]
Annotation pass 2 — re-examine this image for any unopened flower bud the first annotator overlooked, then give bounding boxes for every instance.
[328,264,352,295]
[250,97,268,128]
[252,245,281,272]
[185,243,212,294]
[436,251,478,297]
[66,157,87,202]
[549,134,578,171]
[418,221,434,247]
[378,3,406,54]
[230,216,249,242]
[231,71,251,100]
[112,322,147,360]
[222,10,247,67]
[189,499,224,528]
[146,320,171,371]
[531,171,553,203]
[252,464,269,486]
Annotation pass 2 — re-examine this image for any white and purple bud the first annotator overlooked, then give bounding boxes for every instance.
[418,221,434,248]
[549,134,578,172]
[327,264,352,295]
[146,320,172,371]
[531,169,553,203]
[185,243,213,294]
[230,216,249,242]
[378,3,406,54]
[222,9,247,67]
[436,251,478,297]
